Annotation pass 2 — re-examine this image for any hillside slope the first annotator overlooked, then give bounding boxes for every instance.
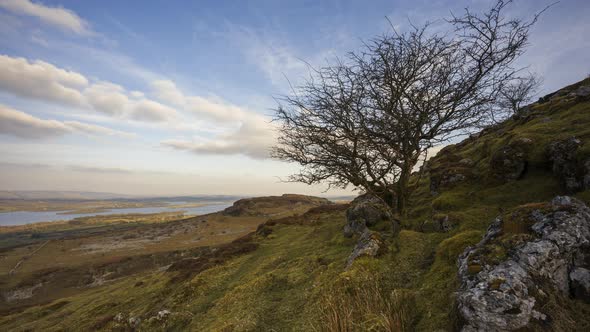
[1,79,590,331]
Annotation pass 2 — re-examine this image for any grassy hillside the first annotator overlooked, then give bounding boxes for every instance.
[1,79,590,331]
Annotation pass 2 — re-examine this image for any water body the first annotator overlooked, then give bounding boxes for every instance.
[0,203,232,226]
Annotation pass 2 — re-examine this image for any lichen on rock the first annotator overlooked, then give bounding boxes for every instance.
[345,229,384,269]
[489,137,533,181]
[546,137,585,193]
[343,194,395,237]
[457,196,590,331]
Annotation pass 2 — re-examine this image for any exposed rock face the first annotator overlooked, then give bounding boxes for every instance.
[569,85,590,98]
[457,196,590,331]
[489,138,533,181]
[343,194,394,237]
[537,81,590,104]
[547,137,583,193]
[345,229,384,268]
[428,149,472,195]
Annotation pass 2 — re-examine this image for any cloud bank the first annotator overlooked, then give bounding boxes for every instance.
[161,117,275,159]
[0,54,178,123]
[0,0,92,35]
[0,53,276,159]
[0,104,135,139]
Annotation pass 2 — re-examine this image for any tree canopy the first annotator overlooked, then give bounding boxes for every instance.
[272,0,546,213]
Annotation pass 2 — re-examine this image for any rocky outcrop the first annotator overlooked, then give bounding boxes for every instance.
[538,81,590,103]
[428,149,472,195]
[345,229,384,268]
[223,194,331,216]
[343,194,394,237]
[489,137,533,181]
[546,137,586,193]
[568,85,590,98]
[457,196,590,331]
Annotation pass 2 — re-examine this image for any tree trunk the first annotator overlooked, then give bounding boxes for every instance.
[396,167,412,216]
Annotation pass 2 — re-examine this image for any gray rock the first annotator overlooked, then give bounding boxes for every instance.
[546,137,582,193]
[457,196,590,331]
[114,312,125,322]
[128,316,141,328]
[344,194,394,237]
[490,138,533,181]
[570,268,590,302]
[568,85,590,98]
[157,309,171,320]
[345,229,383,268]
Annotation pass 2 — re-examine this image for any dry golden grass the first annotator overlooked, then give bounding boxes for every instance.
[318,280,416,332]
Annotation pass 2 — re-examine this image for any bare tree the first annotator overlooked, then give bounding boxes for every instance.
[273,0,546,214]
[273,63,401,207]
[498,74,542,116]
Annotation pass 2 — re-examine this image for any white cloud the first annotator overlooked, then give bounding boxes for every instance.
[150,80,278,159]
[161,117,275,159]
[185,96,246,122]
[0,103,69,138]
[130,99,177,122]
[150,79,247,122]
[0,54,276,158]
[0,54,179,123]
[64,120,136,139]
[83,81,129,116]
[151,80,185,107]
[0,0,92,35]
[0,54,87,107]
[130,91,145,99]
[0,104,135,139]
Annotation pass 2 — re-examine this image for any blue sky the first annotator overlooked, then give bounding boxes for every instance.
[0,0,589,196]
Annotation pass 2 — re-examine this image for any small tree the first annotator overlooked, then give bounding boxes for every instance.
[273,0,546,214]
[498,74,542,116]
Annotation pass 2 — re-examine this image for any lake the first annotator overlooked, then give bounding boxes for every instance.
[0,203,232,226]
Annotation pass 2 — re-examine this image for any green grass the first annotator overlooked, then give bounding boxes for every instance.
[2,79,590,331]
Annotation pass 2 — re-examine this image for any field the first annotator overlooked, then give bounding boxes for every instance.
[0,194,330,317]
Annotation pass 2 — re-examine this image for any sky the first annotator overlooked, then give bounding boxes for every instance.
[0,0,589,197]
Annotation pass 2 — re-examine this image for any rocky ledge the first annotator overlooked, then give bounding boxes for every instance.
[457,196,590,331]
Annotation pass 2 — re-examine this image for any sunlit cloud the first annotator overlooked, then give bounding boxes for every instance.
[0,104,135,139]
[161,117,275,159]
[0,54,87,107]
[0,54,177,123]
[150,79,247,123]
[0,0,93,35]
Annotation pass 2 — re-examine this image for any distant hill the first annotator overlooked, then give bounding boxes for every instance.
[0,191,137,200]
[0,191,242,202]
